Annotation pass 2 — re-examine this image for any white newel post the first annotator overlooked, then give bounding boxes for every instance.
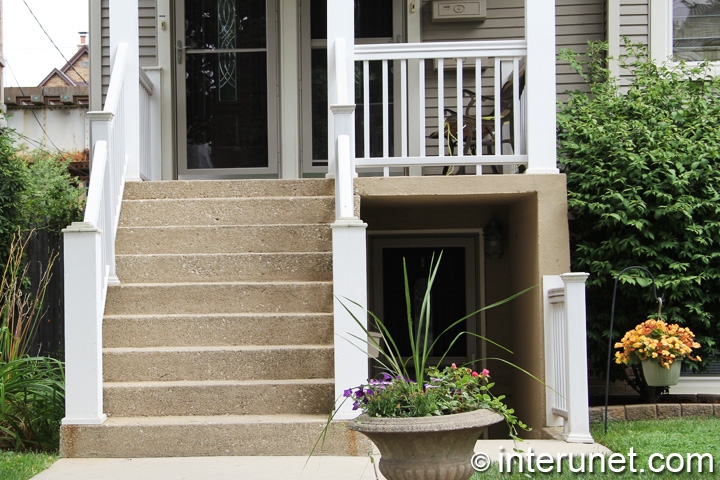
[109,0,141,181]
[524,0,559,174]
[562,273,593,443]
[327,0,367,418]
[62,224,107,425]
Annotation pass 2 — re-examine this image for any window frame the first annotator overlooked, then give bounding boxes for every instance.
[650,0,720,74]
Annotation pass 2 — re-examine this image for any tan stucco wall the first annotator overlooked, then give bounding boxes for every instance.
[356,174,570,436]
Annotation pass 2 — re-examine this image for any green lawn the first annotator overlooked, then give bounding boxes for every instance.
[472,417,719,479]
[0,452,58,480]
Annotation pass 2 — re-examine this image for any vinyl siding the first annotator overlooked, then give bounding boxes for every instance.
[619,0,649,47]
[556,0,606,101]
[100,0,157,104]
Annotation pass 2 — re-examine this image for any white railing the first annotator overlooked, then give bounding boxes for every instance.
[138,67,162,181]
[543,273,593,443]
[62,42,132,425]
[139,68,153,181]
[354,40,527,175]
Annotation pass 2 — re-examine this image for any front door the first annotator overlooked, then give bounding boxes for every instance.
[371,237,481,376]
[176,0,279,178]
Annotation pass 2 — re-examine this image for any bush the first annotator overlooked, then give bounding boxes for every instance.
[558,40,720,398]
[17,150,85,234]
[0,128,25,260]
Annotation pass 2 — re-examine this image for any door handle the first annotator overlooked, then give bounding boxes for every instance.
[176,41,188,64]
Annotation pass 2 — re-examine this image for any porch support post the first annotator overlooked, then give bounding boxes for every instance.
[561,272,593,443]
[61,223,107,425]
[523,0,559,174]
[326,0,355,178]
[109,0,141,181]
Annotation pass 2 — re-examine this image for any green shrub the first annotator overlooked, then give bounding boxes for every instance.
[0,127,25,260]
[17,150,85,234]
[558,40,720,398]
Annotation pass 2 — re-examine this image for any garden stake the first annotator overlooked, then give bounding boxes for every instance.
[604,266,662,434]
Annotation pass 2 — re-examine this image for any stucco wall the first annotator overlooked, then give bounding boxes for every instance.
[6,107,88,152]
[356,174,570,436]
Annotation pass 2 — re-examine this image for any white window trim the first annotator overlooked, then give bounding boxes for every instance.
[649,0,720,74]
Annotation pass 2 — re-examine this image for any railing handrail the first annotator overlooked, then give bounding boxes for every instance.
[103,43,129,117]
[83,141,108,225]
[355,39,527,61]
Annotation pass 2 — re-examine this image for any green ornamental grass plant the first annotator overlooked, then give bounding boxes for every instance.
[337,252,537,441]
[0,232,65,451]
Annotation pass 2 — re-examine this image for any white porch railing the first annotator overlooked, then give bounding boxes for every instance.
[353,40,527,175]
[62,42,134,425]
[543,273,593,443]
[139,67,162,181]
[139,68,153,181]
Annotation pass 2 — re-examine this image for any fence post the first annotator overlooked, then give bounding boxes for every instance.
[561,272,592,443]
[62,223,107,425]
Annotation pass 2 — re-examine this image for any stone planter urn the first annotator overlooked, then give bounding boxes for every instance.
[642,360,682,386]
[347,408,503,480]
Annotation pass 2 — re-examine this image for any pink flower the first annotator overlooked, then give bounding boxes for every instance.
[482,369,490,377]
[451,363,457,370]
[471,371,479,377]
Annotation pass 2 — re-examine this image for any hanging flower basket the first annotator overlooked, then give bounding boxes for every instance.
[615,319,700,387]
[641,359,682,387]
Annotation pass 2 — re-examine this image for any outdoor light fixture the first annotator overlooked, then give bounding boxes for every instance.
[483,219,504,259]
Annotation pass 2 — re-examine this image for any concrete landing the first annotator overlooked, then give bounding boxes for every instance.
[32,440,612,480]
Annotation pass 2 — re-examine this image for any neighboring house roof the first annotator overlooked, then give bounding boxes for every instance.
[38,45,89,87]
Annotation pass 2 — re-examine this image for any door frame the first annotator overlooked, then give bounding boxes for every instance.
[369,233,486,372]
[174,0,280,179]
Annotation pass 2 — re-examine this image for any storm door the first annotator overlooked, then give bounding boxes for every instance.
[176,0,279,178]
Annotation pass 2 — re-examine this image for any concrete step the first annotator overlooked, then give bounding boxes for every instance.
[115,224,332,255]
[104,281,333,316]
[103,313,334,349]
[119,197,335,227]
[103,345,335,382]
[104,379,334,417]
[59,415,370,458]
[115,252,332,283]
[123,179,335,200]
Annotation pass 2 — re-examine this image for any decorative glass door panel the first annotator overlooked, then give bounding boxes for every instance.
[178,0,278,176]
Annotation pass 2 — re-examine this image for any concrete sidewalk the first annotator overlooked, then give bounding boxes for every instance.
[31,440,612,480]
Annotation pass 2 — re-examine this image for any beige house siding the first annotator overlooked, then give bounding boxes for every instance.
[100,0,157,104]
[556,0,606,101]
[620,0,649,47]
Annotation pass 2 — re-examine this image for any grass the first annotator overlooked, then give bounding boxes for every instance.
[0,451,57,480]
[471,416,720,478]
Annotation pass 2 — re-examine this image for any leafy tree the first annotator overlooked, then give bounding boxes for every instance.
[558,41,720,400]
[0,127,26,260]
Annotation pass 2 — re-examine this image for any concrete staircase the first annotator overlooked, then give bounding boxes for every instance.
[60,179,367,458]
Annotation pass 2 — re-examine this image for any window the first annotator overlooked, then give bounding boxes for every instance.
[672,0,720,62]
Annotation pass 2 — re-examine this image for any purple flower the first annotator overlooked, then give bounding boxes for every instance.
[343,388,353,398]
